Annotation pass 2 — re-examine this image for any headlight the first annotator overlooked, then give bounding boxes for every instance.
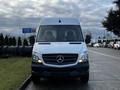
[32,55,42,63]
[78,53,88,63]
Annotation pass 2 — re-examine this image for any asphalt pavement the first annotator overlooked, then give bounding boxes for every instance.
[25,47,120,90]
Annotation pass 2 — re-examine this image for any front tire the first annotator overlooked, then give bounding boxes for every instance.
[80,73,89,84]
[31,75,40,84]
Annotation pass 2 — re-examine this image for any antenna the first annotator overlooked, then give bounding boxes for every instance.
[59,19,61,23]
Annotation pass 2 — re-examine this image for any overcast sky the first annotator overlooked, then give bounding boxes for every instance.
[0,0,115,38]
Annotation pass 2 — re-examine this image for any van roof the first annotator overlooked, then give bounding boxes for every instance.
[40,18,80,25]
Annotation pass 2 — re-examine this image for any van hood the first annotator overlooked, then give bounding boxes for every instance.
[33,42,87,54]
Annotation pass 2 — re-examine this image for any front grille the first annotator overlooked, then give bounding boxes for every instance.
[42,54,78,65]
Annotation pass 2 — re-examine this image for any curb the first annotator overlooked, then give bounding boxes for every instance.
[17,75,32,90]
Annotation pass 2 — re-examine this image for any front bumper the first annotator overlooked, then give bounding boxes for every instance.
[32,62,89,78]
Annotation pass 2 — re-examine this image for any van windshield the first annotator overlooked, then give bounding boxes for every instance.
[36,25,84,42]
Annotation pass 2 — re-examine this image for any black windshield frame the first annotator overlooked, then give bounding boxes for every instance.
[36,25,84,42]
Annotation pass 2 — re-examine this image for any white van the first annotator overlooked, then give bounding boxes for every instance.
[32,18,89,83]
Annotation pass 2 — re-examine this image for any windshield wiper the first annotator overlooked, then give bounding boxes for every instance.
[69,42,82,44]
[38,42,51,45]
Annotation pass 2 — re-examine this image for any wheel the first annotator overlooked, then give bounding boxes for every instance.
[31,75,40,84]
[80,73,89,84]
[118,47,120,50]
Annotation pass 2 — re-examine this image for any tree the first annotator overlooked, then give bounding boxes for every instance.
[18,37,22,46]
[23,38,28,46]
[0,33,4,46]
[4,35,9,46]
[12,37,16,46]
[8,37,13,46]
[102,0,120,36]
[29,35,35,46]
[114,0,120,8]
[85,34,91,44]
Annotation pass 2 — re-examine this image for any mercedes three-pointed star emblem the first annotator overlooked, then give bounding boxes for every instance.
[56,55,64,63]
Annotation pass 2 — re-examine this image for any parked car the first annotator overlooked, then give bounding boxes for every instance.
[114,41,120,50]
[93,43,102,47]
[102,42,108,48]
[87,43,94,47]
[108,42,114,48]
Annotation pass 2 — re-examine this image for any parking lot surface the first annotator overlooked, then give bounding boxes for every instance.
[25,47,120,90]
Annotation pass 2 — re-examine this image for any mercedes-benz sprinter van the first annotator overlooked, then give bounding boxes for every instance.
[32,18,89,83]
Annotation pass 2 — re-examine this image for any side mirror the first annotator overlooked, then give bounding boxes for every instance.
[85,35,91,44]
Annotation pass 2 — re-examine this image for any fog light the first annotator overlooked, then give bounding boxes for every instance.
[38,60,42,63]
[78,60,83,63]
